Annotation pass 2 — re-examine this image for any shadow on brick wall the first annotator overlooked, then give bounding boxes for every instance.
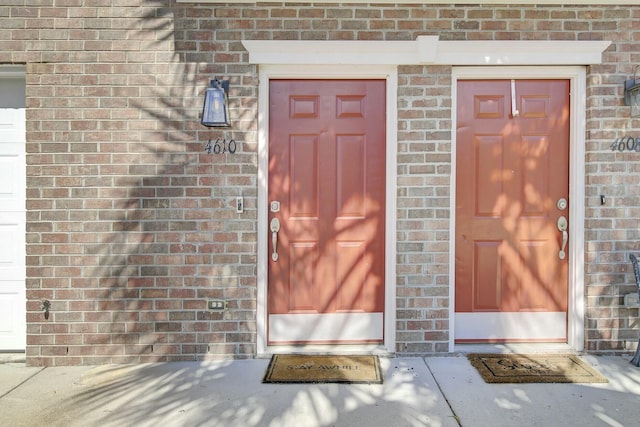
[27,2,258,365]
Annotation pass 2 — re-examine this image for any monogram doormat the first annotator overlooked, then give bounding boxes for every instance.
[262,354,383,384]
[468,353,608,384]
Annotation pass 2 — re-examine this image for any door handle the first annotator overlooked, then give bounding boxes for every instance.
[270,217,280,261]
[557,216,568,260]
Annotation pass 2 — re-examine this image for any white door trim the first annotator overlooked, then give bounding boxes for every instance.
[185,1,638,5]
[450,66,586,352]
[244,39,604,356]
[243,38,610,66]
[255,65,398,356]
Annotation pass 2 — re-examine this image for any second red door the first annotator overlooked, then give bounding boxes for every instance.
[455,79,570,342]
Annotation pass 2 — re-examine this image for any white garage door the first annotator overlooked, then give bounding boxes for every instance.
[0,67,26,351]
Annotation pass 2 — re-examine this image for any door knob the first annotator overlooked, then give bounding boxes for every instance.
[557,216,568,260]
[270,217,280,261]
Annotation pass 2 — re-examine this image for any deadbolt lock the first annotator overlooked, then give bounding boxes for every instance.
[557,198,568,211]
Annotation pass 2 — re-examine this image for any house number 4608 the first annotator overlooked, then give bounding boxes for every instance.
[610,136,640,152]
[204,138,237,154]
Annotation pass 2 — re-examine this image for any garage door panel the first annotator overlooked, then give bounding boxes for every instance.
[0,153,25,211]
[0,283,26,349]
[0,216,25,281]
[0,108,25,138]
[0,72,26,350]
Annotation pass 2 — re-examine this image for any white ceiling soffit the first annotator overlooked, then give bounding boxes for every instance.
[0,66,26,77]
[242,37,611,66]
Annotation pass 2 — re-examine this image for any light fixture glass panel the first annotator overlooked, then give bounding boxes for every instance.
[628,86,640,118]
[625,66,640,118]
[201,79,230,127]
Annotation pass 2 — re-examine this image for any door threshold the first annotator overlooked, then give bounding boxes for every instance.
[453,343,576,355]
[261,344,393,358]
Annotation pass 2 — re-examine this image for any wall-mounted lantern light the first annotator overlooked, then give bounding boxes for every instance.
[624,66,640,118]
[201,79,230,127]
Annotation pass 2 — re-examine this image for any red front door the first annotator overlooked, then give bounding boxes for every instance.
[267,79,386,344]
[455,79,570,342]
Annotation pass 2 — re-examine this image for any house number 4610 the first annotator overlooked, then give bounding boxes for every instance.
[610,136,640,152]
[204,138,237,154]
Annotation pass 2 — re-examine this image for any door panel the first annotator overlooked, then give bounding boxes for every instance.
[268,79,386,344]
[455,80,569,342]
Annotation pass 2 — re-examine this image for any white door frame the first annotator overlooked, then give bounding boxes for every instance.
[244,38,607,356]
[449,66,586,352]
[254,65,398,356]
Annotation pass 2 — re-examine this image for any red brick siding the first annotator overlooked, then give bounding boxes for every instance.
[1,2,639,365]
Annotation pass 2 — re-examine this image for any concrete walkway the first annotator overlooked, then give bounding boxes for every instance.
[1,354,639,427]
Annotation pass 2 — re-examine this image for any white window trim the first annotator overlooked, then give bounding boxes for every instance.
[450,66,587,352]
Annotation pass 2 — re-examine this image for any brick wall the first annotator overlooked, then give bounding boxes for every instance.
[396,64,452,353]
[1,1,639,365]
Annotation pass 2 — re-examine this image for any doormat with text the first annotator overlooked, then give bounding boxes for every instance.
[468,353,608,384]
[263,354,383,384]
